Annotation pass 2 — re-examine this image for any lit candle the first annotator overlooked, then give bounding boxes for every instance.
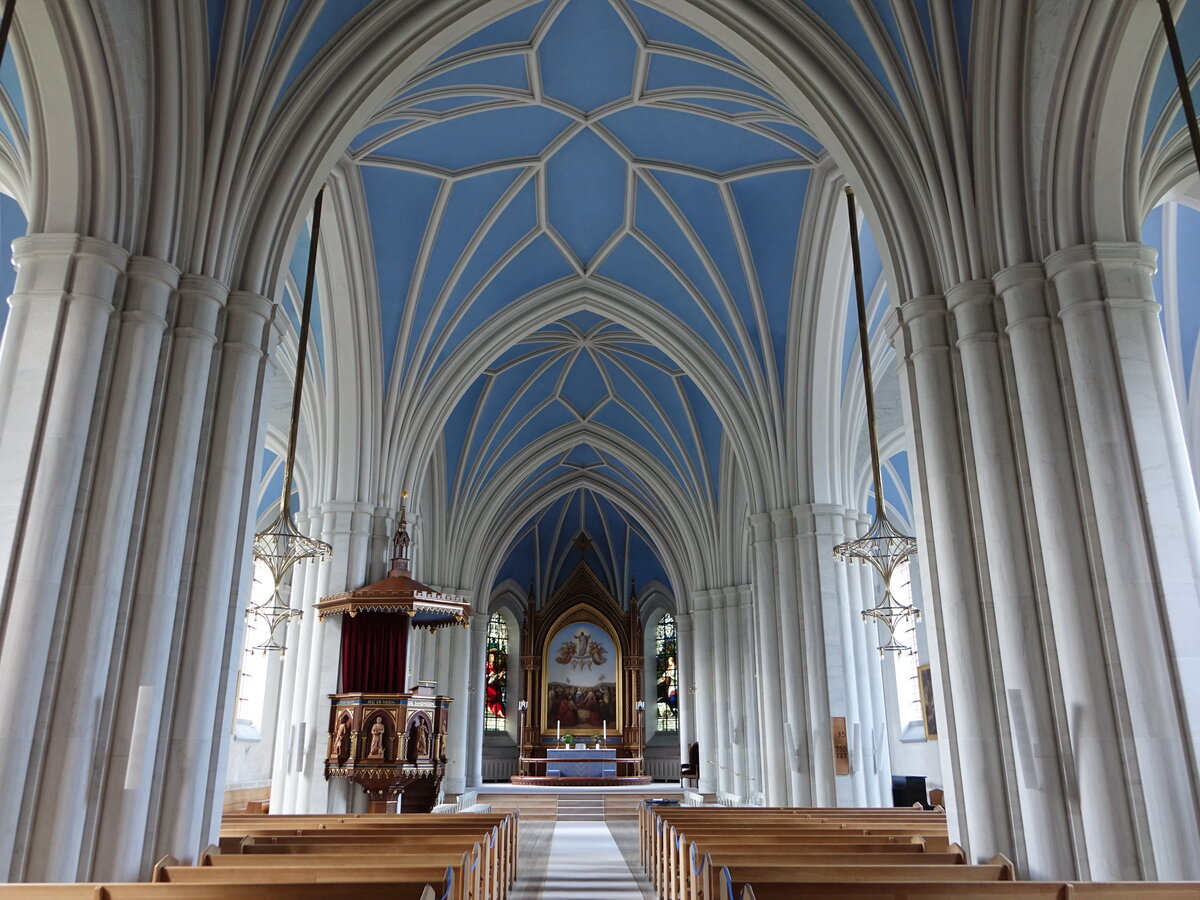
[557,720,560,741]
[603,722,607,741]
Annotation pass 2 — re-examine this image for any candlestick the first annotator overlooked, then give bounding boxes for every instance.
[557,720,560,741]
[603,721,607,741]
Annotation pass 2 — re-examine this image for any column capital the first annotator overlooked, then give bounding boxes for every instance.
[749,511,774,543]
[690,589,715,612]
[769,507,796,537]
[223,291,273,353]
[894,295,951,357]
[995,262,1050,329]
[1045,242,1157,316]
[11,233,129,299]
[174,274,228,339]
[126,255,181,292]
[946,280,999,344]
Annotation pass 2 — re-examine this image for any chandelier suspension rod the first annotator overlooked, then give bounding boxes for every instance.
[845,186,885,510]
[279,184,325,515]
[1158,0,1200,181]
[0,0,17,70]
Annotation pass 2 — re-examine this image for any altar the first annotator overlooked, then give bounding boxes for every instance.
[510,564,651,786]
[546,747,617,778]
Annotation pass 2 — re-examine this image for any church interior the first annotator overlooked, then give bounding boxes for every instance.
[1,0,1200,895]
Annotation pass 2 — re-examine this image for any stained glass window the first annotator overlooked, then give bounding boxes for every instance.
[484,613,508,731]
[655,613,679,732]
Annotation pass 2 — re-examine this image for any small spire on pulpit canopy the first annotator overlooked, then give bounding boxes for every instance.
[390,490,411,575]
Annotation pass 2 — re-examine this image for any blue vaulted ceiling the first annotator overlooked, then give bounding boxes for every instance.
[495,487,671,603]
[347,0,828,595]
[355,0,822,390]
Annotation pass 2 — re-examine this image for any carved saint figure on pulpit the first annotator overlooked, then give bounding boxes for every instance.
[414,718,429,758]
[368,715,386,759]
[331,714,350,759]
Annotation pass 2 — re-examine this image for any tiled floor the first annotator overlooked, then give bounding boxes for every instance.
[511,819,655,899]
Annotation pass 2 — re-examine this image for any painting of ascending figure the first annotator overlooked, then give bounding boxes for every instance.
[545,620,618,732]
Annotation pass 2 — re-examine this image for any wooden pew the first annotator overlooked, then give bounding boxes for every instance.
[639,805,948,895]
[219,812,517,899]
[221,811,518,896]
[736,885,1200,900]
[159,863,463,900]
[0,884,442,899]
[638,804,947,874]
[666,825,947,899]
[689,849,966,900]
[211,846,488,900]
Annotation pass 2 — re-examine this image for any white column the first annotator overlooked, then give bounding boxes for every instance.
[1048,243,1200,879]
[155,290,273,865]
[948,280,1075,878]
[853,540,893,806]
[674,612,695,762]
[298,502,374,813]
[736,587,763,797]
[708,592,731,794]
[25,256,178,881]
[891,295,1012,862]
[91,274,227,880]
[997,262,1137,878]
[748,514,788,804]
[689,592,717,794]
[721,587,748,797]
[0,235,128,880]
[441,622,471,794]
[800,503,864,807]
[468,611,489,787]
[271,527,319,814]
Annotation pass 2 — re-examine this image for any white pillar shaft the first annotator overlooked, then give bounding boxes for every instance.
[737,593,763,796]
[298,503,373,813]
[748,516,787,804]
[674,612,695,760]
[273,539,318,814]
[721,590,748,797]
[690,597,717,794]
[804,504,864,807]
[709,596,731,794]
[156,291,272,865]
[442,624,470,794]
[895,295,1011,862]
[0,235,128,881]
[770,510,815,806]
[468,612,489,787]
[949,281,1075,879]
[998,264,1136,879]
[1049,244,1200,879]
[855,556,893,805]
[28,257,178,881]
[91,275,226,880]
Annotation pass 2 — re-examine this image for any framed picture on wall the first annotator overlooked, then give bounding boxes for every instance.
[917,664,937,740]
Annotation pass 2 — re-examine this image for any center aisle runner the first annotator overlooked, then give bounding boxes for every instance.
[516,820,651,899]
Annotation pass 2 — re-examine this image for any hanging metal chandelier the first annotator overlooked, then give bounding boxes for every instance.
[247,185,333,653]
[832,186,919,654]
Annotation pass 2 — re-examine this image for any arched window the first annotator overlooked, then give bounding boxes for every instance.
[655,613,679,732]
[484,613,509,732]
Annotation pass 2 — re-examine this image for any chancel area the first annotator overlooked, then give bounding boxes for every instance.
[1,0,1200,895]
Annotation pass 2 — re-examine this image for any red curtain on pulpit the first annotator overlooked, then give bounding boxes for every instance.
[340,612,409,693]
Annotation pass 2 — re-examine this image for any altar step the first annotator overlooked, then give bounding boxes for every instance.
[556,794,606,822]
[474,787,680,822]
